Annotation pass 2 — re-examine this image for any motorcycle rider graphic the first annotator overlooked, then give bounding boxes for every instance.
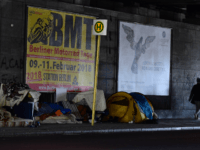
[28,15,53,44]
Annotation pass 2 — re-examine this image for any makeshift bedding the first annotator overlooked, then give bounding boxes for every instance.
[129,92,153,120]
[72,89,106,111]
[34,102,71,117]
[35,114,82,124]
[0,83,40,111]
[0,108,33,127]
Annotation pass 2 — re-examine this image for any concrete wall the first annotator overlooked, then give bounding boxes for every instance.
[0,0,199,118]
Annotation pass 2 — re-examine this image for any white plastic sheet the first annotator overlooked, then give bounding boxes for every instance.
[72,89,106,111]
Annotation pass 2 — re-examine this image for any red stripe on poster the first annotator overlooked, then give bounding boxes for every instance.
[27,54,94,63]
[27,83,93,92]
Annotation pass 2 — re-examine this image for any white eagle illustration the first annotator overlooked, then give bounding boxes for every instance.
[122,24,156,74]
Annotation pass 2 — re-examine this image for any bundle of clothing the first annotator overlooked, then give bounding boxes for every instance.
[0,108,33,127]
[34,102,82,124]
[0,82,82,126]
[0,82,41,122]
[0,82,39,108]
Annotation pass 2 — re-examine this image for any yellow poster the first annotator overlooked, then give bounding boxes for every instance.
[26,7,96,92]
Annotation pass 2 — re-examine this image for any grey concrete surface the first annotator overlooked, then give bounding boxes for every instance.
[1,119,200,137]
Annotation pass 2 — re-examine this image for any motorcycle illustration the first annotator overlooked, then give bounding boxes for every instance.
[28,15,53,44]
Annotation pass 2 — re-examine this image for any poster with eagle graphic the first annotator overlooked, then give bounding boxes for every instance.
[118,21,171,95]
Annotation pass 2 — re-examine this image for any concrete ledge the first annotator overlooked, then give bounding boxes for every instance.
[129,128,142,132]
[54,126,200,135]
[156,128,171,131]
[2,126,200,137]
[181,127,194,130]
[193,126,200,130]
[171,127,182,131]
[1,119,200,137]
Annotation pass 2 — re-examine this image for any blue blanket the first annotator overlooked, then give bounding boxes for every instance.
[129,93,153,120]
[34,102,71,116]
